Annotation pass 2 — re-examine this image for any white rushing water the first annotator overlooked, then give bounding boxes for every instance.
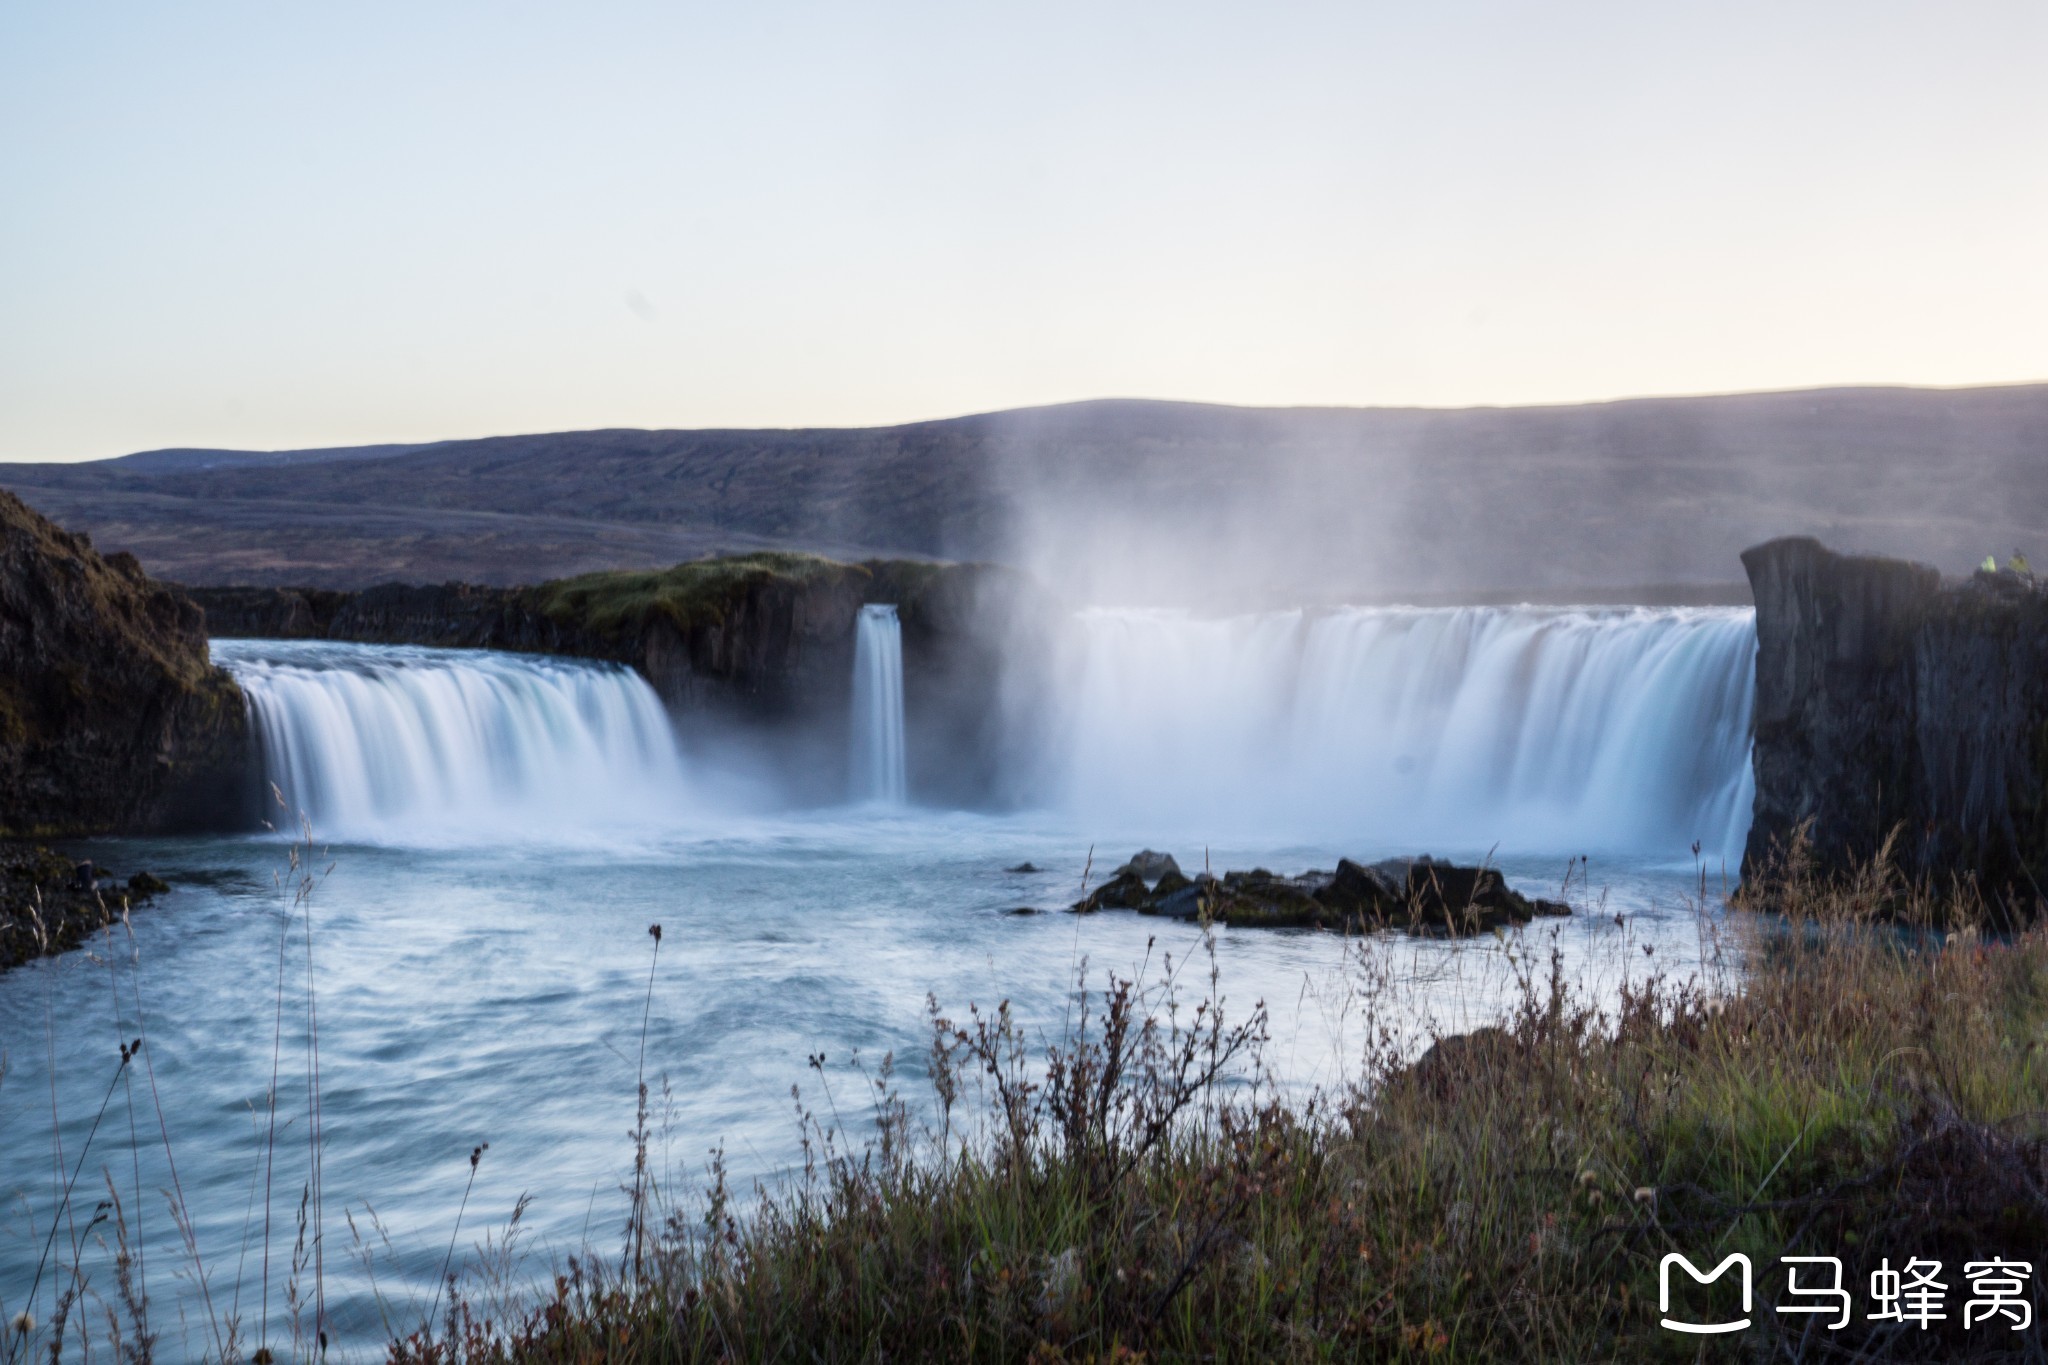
[1052,606,1756,866]
[850,604,908,804]
[216,639,695,843]
[220,606,1756,861]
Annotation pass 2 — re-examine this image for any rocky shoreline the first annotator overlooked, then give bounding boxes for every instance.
[1065,849,1571,936]
[0,843,170,972]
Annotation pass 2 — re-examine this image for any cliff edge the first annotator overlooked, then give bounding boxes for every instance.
[0,490,250,835]
[187,553,1056,808]
[1744,536,2048,899]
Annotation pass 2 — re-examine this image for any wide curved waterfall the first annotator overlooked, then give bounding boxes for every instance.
[217,639,693,842]
[216,604,1754,859]
[850,604,908,803]
[1052,606,1757,864]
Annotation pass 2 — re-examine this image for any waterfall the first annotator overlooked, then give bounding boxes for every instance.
[1051,605,1756,864]
[213,604,1756,860]
[850,605,907,804]
[216,639,694,843]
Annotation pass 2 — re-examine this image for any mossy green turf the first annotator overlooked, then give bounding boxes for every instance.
[522,552,857,639]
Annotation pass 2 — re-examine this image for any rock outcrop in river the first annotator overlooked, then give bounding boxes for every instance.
[1,491,249,836]
[1071,850,1571,936]
[1744,536,2048,898]
[1,845,170,971]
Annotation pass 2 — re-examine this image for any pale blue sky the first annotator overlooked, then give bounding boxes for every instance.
[3,0,2044,460]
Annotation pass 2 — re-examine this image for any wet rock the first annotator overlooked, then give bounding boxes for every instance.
[1149,867,1193,898]
[1114,849,1183,885]
[1065,850,1570,937]
[1005,862,1042,874]
[1314,858,1402,920]
[1215,874,1329,929]
[1400,861,1551,936]
[1070,869,1151,913]
[1006,905,1039,916]
[1149,874,1219,920]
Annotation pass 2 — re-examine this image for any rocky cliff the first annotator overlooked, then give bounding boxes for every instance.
[1744,536,2048,900]
[1,491,251,835]
[188,553,1056,807]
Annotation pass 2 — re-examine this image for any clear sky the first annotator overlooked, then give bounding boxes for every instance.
[3,0,2044,461]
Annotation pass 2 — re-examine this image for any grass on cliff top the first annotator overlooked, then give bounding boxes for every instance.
[521,552,858,638]
[379,842,2048,1365]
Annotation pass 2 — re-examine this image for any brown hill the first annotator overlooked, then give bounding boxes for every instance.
[4,387,2045,598]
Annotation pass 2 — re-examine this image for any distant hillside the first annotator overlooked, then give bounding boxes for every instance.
[4,386,2045,600]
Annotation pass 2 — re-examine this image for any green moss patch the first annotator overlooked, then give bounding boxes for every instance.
[523,552,861,639]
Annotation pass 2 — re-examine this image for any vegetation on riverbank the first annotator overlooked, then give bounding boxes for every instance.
[521,553,859,640]
[387,845,2048,1363]
[0,844,167,971]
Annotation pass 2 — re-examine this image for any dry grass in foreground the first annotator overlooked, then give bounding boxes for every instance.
[386,849,2048,1364]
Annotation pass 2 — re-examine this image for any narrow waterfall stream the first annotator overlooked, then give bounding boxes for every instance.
[850,603,908,804]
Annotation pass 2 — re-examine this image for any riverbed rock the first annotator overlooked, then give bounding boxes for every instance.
[1071,869,1152,913]
[1744,537,2048,905]
[1214,873,1331,928]
[1142,873,1214,919]
[1114,850,1183,885]
[1070,849,1566,937]
[1314,858,1403,918]
[1,491,251,836]
[1,845,170,971]
[1399,861,1554,936]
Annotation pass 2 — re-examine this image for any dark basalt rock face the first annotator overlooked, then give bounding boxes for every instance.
[1,491,251,836]
[1072,848,1570,936]
[1743,537,2048,898]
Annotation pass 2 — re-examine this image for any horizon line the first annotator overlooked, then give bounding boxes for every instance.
[11,375,2048,466]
